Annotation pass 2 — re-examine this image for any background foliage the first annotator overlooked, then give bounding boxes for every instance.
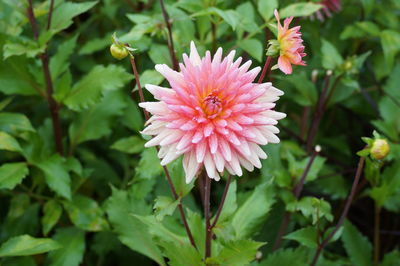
[0,0,399,265]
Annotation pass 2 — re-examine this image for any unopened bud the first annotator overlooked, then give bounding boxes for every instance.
[266,39,280,57]
[110,44,128,60]
[371,139,390,160]
[315,145,321,153]
[311,69,319,83]
[256,251,263,260]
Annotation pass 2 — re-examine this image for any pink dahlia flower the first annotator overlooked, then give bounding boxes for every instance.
[274,9,306,75]
[140,42,286,183]
[311,0,341,21]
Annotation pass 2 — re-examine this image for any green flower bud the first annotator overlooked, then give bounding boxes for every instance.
[266,39,280,57]
[110,44,128,60]
[370,139,390,160]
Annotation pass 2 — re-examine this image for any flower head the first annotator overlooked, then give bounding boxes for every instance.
[273,9,306,75]
[311,0,341,21]
[140,42,286,183]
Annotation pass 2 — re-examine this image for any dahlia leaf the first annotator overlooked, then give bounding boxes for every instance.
[257,0,278,21]
[284,226,318,248]
[0,162,29,190]
[279,3,323,18]
[46,227,85,266]
[341,220,373,266]
[321,39,344,70]
[41,200,63,236]
[0,235,61,257]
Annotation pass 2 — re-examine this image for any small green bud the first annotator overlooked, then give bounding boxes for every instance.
[370,139,390,160]
[266,39,280,57]
[110,44,128,60]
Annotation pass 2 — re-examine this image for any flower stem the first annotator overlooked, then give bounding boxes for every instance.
[310,156,365,266]
[211,21,217,54]
[204,174,212,259]
[374,204,381,266]
[258,56,272,83]
[27,0,63,156]
[128,55,197,249]
[159,0,179,71]
[210,175,232,229]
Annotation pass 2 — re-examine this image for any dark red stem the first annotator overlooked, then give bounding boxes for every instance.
[258,56,272,83]
[310,156,365,266]
[159,0,179,71]
[210,175,232,229]
[27,0,63,155]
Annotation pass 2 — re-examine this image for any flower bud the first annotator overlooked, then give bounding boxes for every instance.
[110,44,128,60]
[266,39,280,57]
[370,139,390,160]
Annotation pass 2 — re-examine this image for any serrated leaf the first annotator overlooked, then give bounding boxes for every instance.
[42,200,63,236]
[50,1,98,34]
[342,220,372,266]
[135,148,163,179]
[35,155,71,200]
[232,181,275,239]
[0,162,29,190]
[238,38,263,62]
[0,131,22,152]
[153,196,179,221]
[0,112,35,135]
[50,35,78,80]
[111,136,145,154]
[0,235,61,257]
[105,187,166,266]
[3,38,45,59]
[381,30,400,70]
[212,8,240,30]
[161,241,202,266]
[257,0,278,21]
[46,227,85,266]
[63,65,131,111]
[69,90,127,145]
[260,248,309,266]
[64,195,109,232]
[284,226,318,248]
[279,3,322,18]
[208,239,265,266]
[321,39,344,70]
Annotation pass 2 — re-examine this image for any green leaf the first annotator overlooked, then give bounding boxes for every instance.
[64,195,109,232]
[238,38,263,62]
[341,220,372,266]
[121,99,144,132]
[212,8,240,30]
[135,148,163,179]
[136,70,164,90]
[0,131,22,152]
[50,35,78,80]
[148,44,172,65]
[3,38,45,59]
[0,163,29,190]
[50,1,98,34]
[260,247,309,266]
[0,235,61,257]
[111,136,145,154]
[0,112,35,135]
[63,65,131,111]
[383,63,400,100]
[285,72,318,106]
[381,250,400,266]
[42,200,63,236]
[286,197,333,224]
[208,239,264,266]
[0,57,39,96]
[105,187,166,266]
[69,90,127,145]
[79,36,110,55]
[321,39,344,70]
[161,241,202,266]
[381,30,400,70]
[284,226,318,248]
[46,227,85,266]
[35,155,71,200]
[232,181,275,239]
[341,21,380,40]
[214,180,237,224]
[279,3,322,18]
[153,196,179,221]
[257,0,278,21]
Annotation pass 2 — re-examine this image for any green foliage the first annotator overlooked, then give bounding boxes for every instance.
[0,235,61,257]
[1,0,400,265]
[342,220,373,266]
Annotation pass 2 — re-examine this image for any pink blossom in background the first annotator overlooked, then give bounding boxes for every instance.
[274,10,306,75]
[311,0,342,21]
[140,42,286,183]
